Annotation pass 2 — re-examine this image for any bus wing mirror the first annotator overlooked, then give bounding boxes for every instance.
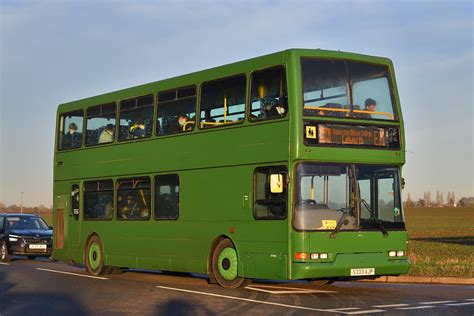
[270,174,284,193]
[401,177,406,190]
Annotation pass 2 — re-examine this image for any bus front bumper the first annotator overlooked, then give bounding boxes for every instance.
[291,253,409,280]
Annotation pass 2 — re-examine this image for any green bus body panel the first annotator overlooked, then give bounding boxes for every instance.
[55,121,289,181]
[52,48,407,281]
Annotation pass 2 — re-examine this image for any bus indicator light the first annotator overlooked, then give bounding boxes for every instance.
[294,252,308,260]
[229,227,235,234]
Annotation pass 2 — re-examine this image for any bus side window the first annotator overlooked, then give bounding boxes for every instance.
[83,180,114,220]
[85,103,116,146]
[157,87,196,135]
[118,95,154,141]
[58,110,84,150]
[254,166,287,220]
[199,75,246,128]
[116,177,151,220]
[250,66,288,120]
[154,174,180,220]
[71,184,80,220]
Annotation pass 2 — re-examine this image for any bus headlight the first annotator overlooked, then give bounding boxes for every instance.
[310,252,329,260]
[396,250,405,257]
[388,251,397,257]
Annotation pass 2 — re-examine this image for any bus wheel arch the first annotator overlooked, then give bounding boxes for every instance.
[208,236,250,288]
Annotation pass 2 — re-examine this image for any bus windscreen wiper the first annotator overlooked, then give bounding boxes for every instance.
[361,199,388,237]
[330,208,349,239]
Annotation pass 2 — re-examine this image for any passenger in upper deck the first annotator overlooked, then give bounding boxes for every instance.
[98,124,114,144]
[61,122,82,149]
[359,98,377,118]
[129,118,146,139]
[257,84,287,118]
[177,114,194,131]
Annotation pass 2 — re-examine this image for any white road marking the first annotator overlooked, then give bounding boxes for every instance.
[420,300,456,304]
[245,286,324,294]
[36,268,108,280]
[247,284,336,292]
[445,302,474,306]
[372,304,410,308]
[0,262,10,266]
[157,285,351,314]
[327,307,360,311]
[341,310,386,315]
[245,284,335,295]
[397,305,435,310]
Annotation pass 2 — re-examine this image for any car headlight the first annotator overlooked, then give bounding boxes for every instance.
[9,235,21,242]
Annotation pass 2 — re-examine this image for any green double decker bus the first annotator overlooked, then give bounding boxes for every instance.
[52,49,408,288]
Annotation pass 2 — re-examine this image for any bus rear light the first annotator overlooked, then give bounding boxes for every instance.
[310,253,319,260]
[319,253,328,259]
[388,251,397,257]
[294,252,308,260]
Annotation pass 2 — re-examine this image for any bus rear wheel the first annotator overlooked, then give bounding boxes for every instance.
[85,235,107,276]
[211,239,250,289]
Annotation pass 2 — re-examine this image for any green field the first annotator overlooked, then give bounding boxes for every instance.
[404,207,474,277]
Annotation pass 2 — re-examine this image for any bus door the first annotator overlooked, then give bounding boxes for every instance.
[67,183,82,259]
[53,191,67,260]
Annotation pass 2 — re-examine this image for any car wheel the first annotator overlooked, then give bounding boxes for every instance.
[211,239,251,288]
[27,256,37,260]
[1,241,11,262]
[85,235,107,275]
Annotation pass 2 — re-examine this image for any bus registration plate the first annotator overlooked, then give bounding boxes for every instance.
[350,268,375,276]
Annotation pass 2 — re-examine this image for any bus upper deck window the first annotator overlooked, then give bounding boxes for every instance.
[58,110,84,150]
[199,75,246,129]
[85,103,117,146]
[157,87,196,135]
[118,95,154,141]
[250,66,288,121]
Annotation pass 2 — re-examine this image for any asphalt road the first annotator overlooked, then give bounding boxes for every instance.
[0,258,473,315]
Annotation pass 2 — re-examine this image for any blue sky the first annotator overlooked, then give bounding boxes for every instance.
[0,0,472,206]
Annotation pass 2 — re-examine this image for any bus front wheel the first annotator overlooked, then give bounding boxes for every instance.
[85,235,107,275]
[211,239,250,289]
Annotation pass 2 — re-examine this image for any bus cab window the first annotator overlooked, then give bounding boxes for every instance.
[199,75,246,128]
[85,103,116,146]
[250,66,288,120]
[154,174,180,220]
[157,87,196,135]
[254,166,287,220]
[58,110,83,150]
[118,95,154,141]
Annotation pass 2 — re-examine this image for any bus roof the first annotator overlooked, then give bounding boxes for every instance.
[57,48,393,113]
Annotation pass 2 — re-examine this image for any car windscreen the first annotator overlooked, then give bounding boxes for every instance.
[7,217,49,230]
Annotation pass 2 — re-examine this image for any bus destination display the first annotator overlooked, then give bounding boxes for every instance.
[305,124,388,147]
